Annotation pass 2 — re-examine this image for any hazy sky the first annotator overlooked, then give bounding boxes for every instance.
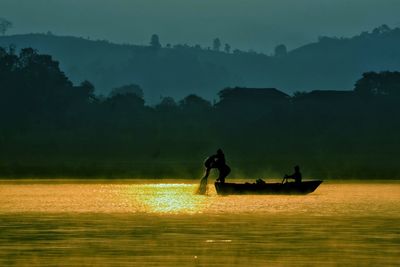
[1,0,400,53]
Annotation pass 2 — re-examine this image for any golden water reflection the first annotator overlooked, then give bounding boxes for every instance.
[1,181,399,216]
[0,181,399,266]
[126,184,208,213]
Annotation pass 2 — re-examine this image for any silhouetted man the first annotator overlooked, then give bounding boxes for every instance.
[284,165,302,183]
[203,153,217,180]
[203,149,231,183]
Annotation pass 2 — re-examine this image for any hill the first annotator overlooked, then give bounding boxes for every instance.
[1,25,400,103]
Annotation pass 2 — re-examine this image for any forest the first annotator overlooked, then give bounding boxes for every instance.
[1,47,400,179]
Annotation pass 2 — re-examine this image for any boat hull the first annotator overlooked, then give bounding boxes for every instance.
[214,180,323,195]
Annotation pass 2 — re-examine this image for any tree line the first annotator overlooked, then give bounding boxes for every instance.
[1,47,400,179]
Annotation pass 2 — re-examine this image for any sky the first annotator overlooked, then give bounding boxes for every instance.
[1,0,400,53]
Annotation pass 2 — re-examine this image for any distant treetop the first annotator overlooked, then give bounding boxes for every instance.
[213,38,221,52]
[354,71,400,96]
[274,44,287,57]
[110,84,144,99]
[0,18,12,35]
[150,34,161,49]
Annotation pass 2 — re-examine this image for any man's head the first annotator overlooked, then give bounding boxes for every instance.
[295,165,300,171]
[217,149,223,155]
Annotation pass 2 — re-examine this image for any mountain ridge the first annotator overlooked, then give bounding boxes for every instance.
[1,25,399,103]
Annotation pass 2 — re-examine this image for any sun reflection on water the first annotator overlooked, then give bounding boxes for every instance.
[126,184,208,214]
[1,181,399,267]
[1,181,399,216]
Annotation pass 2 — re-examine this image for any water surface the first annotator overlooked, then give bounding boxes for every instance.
[0,180,399,266]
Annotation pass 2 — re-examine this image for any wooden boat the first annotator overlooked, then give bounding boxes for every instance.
[214,180,323,195]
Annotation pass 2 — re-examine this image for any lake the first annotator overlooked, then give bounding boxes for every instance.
[0,180,399,266]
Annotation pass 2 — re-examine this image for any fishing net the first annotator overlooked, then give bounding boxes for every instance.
[196,176,208,195]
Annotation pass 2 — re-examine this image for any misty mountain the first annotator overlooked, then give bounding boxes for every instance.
[1,25,399,103]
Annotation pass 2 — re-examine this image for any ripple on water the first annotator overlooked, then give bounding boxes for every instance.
[0,180,399,266]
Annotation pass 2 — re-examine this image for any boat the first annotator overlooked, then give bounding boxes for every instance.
[214,180,323,195]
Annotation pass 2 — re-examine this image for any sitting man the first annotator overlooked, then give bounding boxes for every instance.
[284,165,302,183]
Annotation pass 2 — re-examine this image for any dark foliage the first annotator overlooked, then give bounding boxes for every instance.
[0,48,399,179]
[354,71,400,96]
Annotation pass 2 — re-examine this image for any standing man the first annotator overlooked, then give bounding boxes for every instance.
[203,149,231,183]
[213,149,231,183]
[198,149,231,194]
